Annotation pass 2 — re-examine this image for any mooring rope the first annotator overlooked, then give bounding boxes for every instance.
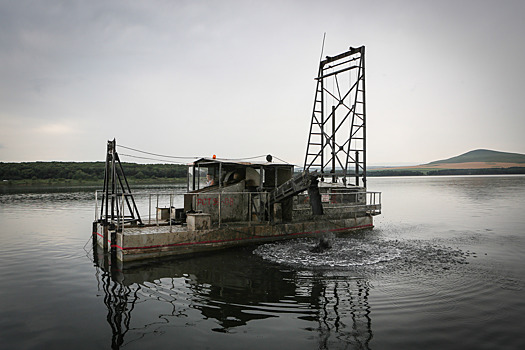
[83,235,95,263]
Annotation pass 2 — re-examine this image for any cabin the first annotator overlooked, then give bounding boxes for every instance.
[184,157,295,225]
[182,157,379,228]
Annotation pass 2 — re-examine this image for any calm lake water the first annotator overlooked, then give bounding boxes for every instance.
[1,175,524,349]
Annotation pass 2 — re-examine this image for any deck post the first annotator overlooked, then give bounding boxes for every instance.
[109,225,115,255]
[148,194,151,224]
[156,194,159,226]
[92,221,98,263]
[94,190,98,221]
[218,192,222,228]
[169,193,173,232]
[332,105,336,183]
[103,225,108,252]
[248,192,252,226]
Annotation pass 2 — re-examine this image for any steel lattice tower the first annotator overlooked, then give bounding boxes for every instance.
[304,46,366,188]
[100,139,143,227]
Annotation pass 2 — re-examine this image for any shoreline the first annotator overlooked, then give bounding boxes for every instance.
[0,178,186,187]
[2,170,525,188]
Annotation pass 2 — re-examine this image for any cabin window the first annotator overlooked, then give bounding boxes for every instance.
[188,162,220,191]
[196,166,211,190]
[201,166,218,188]
[187,165,211,191]
[187,165,194,191]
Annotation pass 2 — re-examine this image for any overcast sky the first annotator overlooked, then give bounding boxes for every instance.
[1,0,524,166]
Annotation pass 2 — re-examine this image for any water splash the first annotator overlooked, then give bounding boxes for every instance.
[254,236,470,274]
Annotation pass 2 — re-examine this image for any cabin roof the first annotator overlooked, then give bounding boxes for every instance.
[191,157,294,168]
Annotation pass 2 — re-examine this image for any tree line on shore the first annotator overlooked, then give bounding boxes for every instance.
[0,162,187,181]
[2,161,524,183]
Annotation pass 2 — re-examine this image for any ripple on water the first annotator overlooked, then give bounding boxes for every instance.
[254,234,521,336]
[253,236,470,276]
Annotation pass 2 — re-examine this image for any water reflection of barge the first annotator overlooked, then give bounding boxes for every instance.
[92,45,381,263]
[95,247,373,349]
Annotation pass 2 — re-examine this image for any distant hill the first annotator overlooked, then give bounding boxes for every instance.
[369,149,525,176]
[427,149,525,165]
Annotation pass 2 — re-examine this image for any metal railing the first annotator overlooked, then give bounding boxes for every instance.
[294,190,381,215]
[321,191,381,215]
[191,191,271,227]
[94,189,184,226]
[94,189,274,229]
[94,188,382,231]
[94,190,132,233]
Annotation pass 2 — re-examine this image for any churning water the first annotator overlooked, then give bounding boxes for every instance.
[254,234,470,271]
[0,176,524,349]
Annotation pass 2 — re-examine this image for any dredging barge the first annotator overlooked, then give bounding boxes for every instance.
[92,46,381,263]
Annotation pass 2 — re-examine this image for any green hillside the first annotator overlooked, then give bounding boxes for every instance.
[427,149,525,165]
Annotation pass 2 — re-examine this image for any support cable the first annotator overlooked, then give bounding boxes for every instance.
[216,155,268,161]
[119,145,196,160]
[119,144,292,165]
[119,153,187,164]
[272,155,296,166]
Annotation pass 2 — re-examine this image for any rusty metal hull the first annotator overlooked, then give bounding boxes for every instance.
[94,215,373,263]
